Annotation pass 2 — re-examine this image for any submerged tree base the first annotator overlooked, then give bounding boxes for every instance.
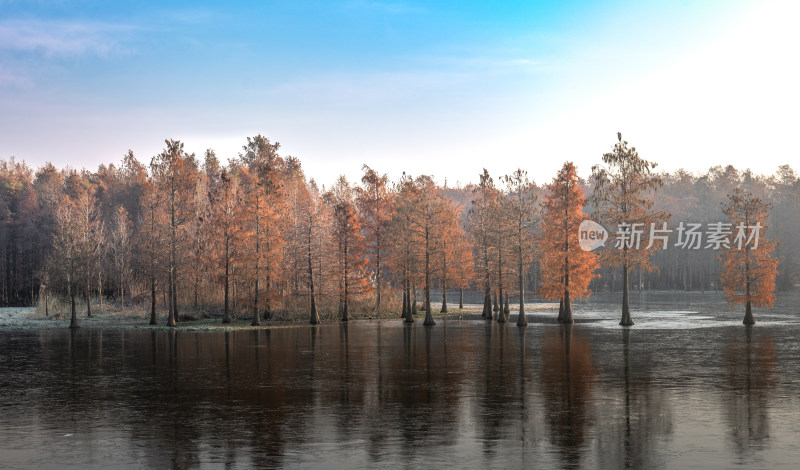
[619,318,634,326]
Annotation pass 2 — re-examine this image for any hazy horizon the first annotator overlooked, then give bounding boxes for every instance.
[1,0,798,186]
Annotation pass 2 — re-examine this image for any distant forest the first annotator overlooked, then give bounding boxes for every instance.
[0,136,798,320]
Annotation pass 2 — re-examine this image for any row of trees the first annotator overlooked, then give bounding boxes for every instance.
[0,134,789,327]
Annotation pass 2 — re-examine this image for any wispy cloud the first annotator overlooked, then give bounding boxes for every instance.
[0,65,32,88]
[0,19,136,57]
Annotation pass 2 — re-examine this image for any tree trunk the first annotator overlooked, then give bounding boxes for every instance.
[172,275,179,322]
[459,287,464,310]
[440,247,448,314]
[224,233,231,324]
[342,236,350,322]
[412,286,418,316]
[167,265,176,327]
[482,238,491,318]
[167,210,176,327]
[98,271,103,309]
[563,270,573,324]
[376,244,382,313]
[309,289,319,325]
[150,276,157,325]
[308,228,320,325]
[517,244,527,326]
[423,235,435,326]
[86,277,92,317]
[265,277,274,321]
[743,276,755,326]
[440,275,448,314]
[743,248,755,325]
[253,197,261,326]
[620,264,633,326]
[69,280,79,329]
[404,278,414,323]
[497,241,506,322]
[253,277,260,326]
[497,289,506,322]
[401,270,408,319]
[744,298,754,325]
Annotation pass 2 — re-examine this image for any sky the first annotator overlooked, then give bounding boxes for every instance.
[1,0,798,187]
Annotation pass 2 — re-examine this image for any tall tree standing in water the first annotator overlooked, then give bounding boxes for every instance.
[301,181,329,324]
[502,169,538,326]
[211,168,244,323]
[388,173,421,323]
[591,134,664,326]
[409,176,448,326]
[151,139,198,327]
[328,177,369,322]
[52,197,81,328]
[239,135,283,326]
[720,188,778,325]
[538,162,598,324]
[356,165,392,314]
[492,187,514,323]
[138,176,162,325]
[468,169,499,320]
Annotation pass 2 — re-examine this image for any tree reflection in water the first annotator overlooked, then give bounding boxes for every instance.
[540,325,596,468]
[724,327,776,462]
[6,319,800,468]
[594,328,673,469]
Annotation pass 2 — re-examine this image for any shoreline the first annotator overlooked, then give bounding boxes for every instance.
[0,303,561,332]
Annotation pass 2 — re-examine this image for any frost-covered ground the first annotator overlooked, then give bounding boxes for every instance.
[2,291,798,330]
[0,302,559,330]
[0,307,39,328]
[0,306,303,331]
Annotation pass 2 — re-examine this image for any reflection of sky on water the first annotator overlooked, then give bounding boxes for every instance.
[1,292,799,468]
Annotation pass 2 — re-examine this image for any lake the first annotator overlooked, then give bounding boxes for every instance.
[1,291,800,469]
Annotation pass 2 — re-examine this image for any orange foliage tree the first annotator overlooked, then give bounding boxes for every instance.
[388,173,422,323]
[451,228,475,309]
[302,180,332,324]
[409,175,447,326]
[356,165,393,313]
[719,188,779,325]
[239,135,284,326]
[327,176,370,322]
[150,139,198,327]
[433,196,469,314]
[209,166,246,323]
[468,169,500,319]
[502,169,538,326]
[539,162,598,324]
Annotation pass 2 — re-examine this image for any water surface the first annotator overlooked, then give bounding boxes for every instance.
[2,292,800,469]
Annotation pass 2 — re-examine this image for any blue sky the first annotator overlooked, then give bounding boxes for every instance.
[1,0,797,186]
